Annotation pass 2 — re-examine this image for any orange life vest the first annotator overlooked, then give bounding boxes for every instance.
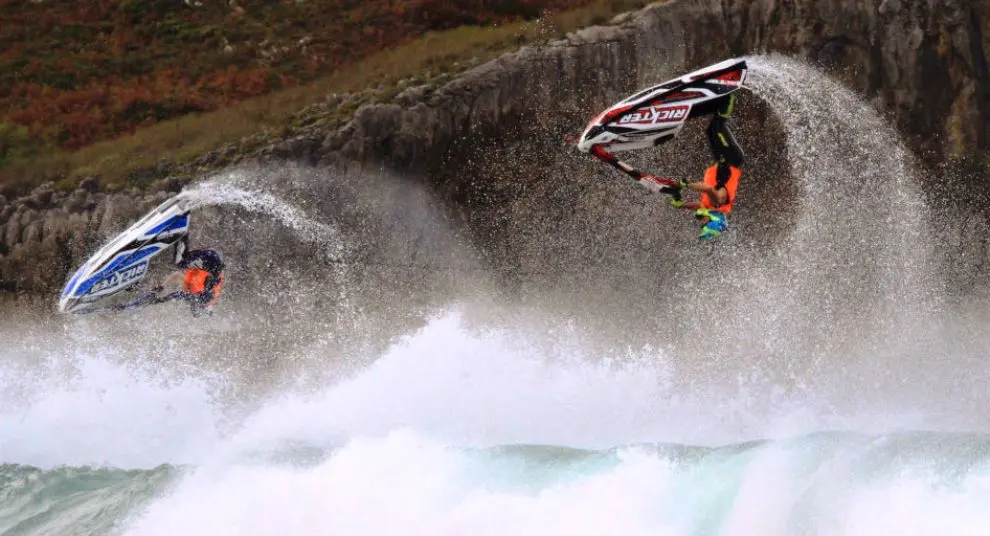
[183,269,224,306]
[700,164,741,214]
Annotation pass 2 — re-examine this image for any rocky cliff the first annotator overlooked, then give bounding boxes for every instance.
[298,0,990,171]
[2,0,988,306]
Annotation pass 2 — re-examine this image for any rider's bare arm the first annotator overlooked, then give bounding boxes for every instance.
[684,181,728,206]
[163,271,184,290]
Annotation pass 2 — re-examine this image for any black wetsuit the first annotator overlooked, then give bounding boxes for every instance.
[706,95,745,189]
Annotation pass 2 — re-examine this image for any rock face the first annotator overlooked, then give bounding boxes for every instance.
[0,183,174,302]
[1,0,987,304]
[269,0,989,174]
[725,0,990,162]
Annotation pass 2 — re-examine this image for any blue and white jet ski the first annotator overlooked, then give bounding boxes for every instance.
[58,195,191,314]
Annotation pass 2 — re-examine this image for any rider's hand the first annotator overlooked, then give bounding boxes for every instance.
[678,180,691,190]
[670,198,686,208]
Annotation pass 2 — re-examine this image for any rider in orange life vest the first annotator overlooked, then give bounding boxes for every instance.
[163,235,224,316]
[668,94,744,240]
[120,235,225,316]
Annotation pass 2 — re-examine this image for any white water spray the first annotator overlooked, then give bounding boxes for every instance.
[180,174,346,261]
[745,55,936,317]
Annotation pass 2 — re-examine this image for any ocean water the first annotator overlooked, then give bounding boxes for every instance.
[4,312,990,536]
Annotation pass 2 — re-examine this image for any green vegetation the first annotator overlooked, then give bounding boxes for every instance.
[1,0,652,194]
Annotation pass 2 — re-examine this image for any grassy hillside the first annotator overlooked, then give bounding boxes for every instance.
[1,0,587,151]
[0,0,650,195]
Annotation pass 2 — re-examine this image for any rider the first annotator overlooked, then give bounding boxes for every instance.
[119,235,225,316]
[584,93,744,241]
[668,94,744,240]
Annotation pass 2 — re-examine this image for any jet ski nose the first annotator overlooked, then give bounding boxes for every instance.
[578,125,611,152]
